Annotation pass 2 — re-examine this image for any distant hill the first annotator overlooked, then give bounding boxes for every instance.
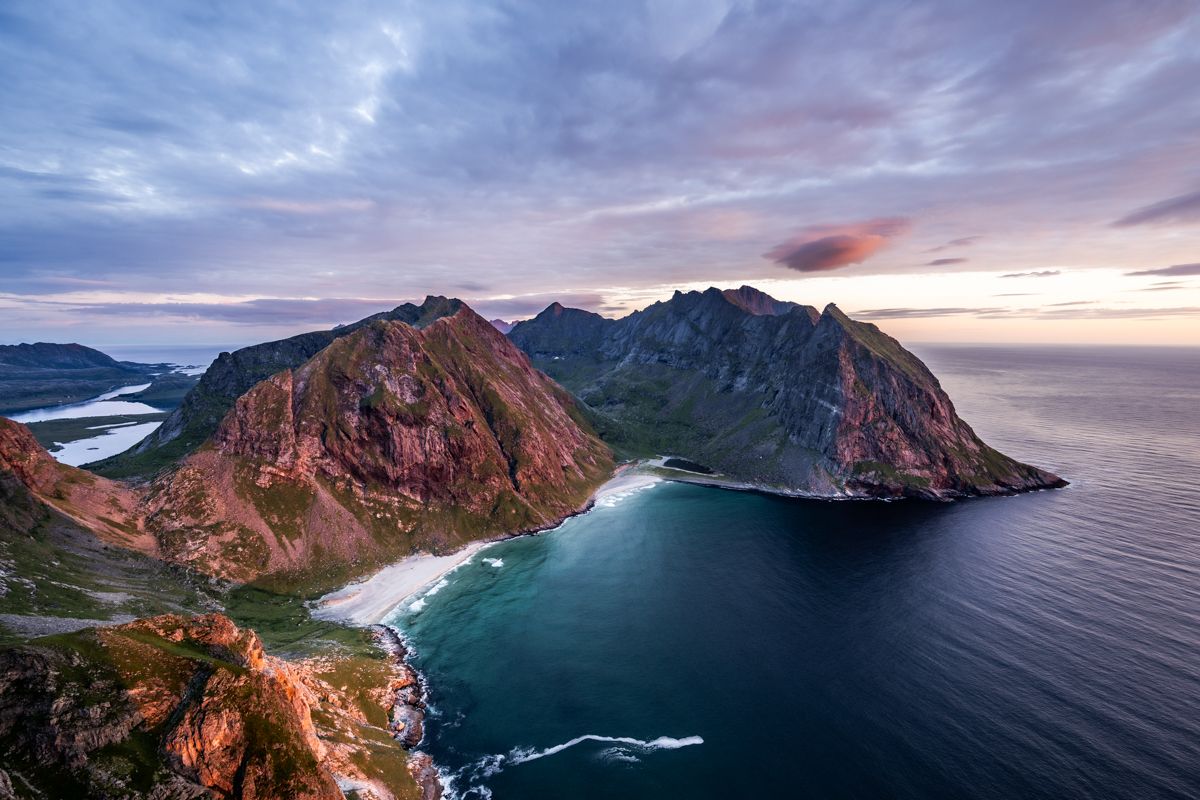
[0,342,164,414]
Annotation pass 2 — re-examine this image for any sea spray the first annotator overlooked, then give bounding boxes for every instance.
[446,733,704,797]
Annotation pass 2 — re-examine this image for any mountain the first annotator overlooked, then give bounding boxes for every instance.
[508,286,1065,499]
[720,285,813,318]
[92,296,467,479]
[489,318,515,334]
[143,305,612,588]
[0,342,163,414]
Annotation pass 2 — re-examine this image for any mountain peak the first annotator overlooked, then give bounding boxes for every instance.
[720,285,801,317]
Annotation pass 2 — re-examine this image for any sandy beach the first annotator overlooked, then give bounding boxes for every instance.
[312,542,489,625]
[312,469,662,625]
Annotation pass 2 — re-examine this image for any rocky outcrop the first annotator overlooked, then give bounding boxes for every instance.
[93,297,467,479]
[509,286,1065,499]
[0,614,344,799]
[143,304,612,587]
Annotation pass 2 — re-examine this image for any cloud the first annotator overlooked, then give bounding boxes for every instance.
[0,2,1199,342]
[925,236,981,253]
[852,307,1004,320]
[764,218,910,273]
[467,293,607,319]
[1112,189,1200,226]
[1000,270,1060,278]
[926,257,968,266]
[1125,263,1200,277]
[853,305,1200,321]
[67,297,406,326]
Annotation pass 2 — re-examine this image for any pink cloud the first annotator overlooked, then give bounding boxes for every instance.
[764,218,910,273]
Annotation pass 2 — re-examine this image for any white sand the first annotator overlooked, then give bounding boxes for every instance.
[312,542,488,625]
[312,469,663,625]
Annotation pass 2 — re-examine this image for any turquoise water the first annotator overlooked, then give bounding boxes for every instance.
[390,346,1200,799]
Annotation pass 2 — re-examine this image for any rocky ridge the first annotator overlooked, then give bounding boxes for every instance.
[93,297,467,479]
[143,304,612,587]
[509,285,1065,499]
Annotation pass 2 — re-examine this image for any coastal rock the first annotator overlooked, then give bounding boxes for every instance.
[143,303,612,586]
[406,751,444,800]
[0,613,343,799]
[509,285,1066,499]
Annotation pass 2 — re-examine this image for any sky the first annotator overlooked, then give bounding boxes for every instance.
[0,0,1198,348]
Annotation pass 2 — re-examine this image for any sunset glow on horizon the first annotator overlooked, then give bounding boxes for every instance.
[0,1,1197,346]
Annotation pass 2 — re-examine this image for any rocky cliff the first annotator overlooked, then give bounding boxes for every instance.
[143,304,612,588]
[509,286,1065,499]
[0,613,426,799]
[92,297,467,479]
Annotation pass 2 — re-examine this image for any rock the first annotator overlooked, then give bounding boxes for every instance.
[0,614,343,799]
[93,296,470,478]
[509,286,1066,499]
[406,751,443,800]
[144,303,613,585]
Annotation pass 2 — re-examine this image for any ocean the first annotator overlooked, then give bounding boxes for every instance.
[389,345,1200,799]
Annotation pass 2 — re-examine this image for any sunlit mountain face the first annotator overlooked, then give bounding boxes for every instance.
[1,1,1198,347]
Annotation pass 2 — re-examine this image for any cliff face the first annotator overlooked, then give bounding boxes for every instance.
[509,286,1065,499]
[92,296,467,479]
[144,305,612,587]
[0,613,426,799]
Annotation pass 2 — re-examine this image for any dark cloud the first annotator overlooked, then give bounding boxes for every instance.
[1112,189,1200,226]
[926,257,968,266]
[765,218,910,273]
[1000,270,1061,278]
[1125,263,1200,277]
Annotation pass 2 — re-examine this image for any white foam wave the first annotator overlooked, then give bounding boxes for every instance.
[509,733,703,764]
[482,558,504,568]
[598,746,641,764]
[594,479,660,508]
[408,577,450,612]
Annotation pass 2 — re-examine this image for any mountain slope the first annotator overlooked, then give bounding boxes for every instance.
[144,305,613,588]
[91,296,466,479]
[508,286,1065,499]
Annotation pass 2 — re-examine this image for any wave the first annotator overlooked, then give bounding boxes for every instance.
[408,577,451,612]
[443,732,702,797]
[509,734,703,764]
[482,557,504,568]
[594,479,660,508]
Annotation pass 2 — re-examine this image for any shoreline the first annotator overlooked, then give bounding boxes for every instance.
[312,469,663,627]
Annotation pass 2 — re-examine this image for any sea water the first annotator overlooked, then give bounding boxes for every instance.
[391,346,1200,799]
